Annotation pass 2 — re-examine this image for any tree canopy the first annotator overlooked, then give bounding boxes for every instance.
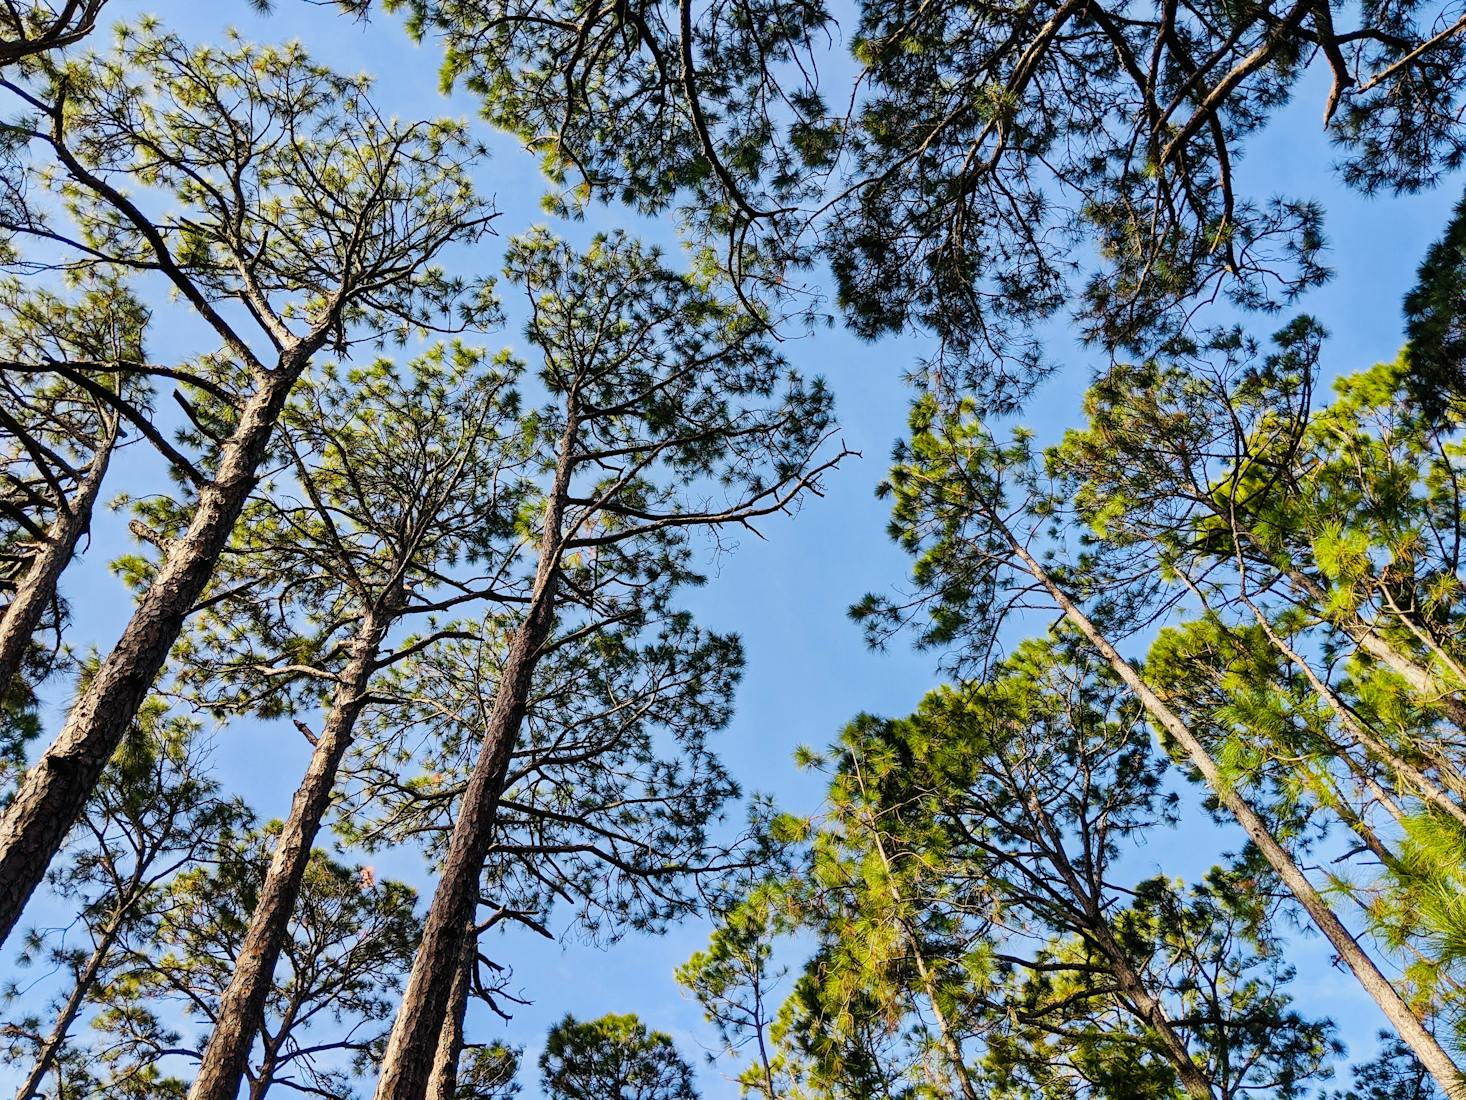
[1,2,1465,1099]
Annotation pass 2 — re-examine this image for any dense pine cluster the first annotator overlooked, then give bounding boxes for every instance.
[1,0,1466,1097]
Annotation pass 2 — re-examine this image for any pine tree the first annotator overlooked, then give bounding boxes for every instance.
[539,1014,698,1100]
[170,345,526,1100]
[856,388,1466,1092]
[2,698,250,1100]
[0,22,496,946]
[0,276,148,701]
[372,229,843,1099]
[92,828,420,1100]
[364,0,1466,392]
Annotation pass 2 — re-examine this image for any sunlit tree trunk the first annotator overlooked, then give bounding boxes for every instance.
[999,523,1466,1098]
[374,413,576,1100]
[188,601,395,1100]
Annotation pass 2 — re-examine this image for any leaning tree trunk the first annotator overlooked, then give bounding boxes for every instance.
[1245,600,1466,824]
[374,416,575,1100]
[0,421,116,696]
[426,926,477,1100]
[1081,900,1217,1099]
[849,757,985,1100]
[13,904,126,1100]
[0,350,311,946]
[1000,527,1466,1098]
[188,603,394,1100]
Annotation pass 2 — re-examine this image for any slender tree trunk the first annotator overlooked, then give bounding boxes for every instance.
[1084,914,1216,1100]
[13,908,124,1100]
[374,416,576,1100]
[1001,527,1466,1097]
[246,987,306,1100]
[1018,780,1216,1099]
[0,350,309,947]
[0,422,115,696]
[1247,601,1466,825]
[1268,549,1466,731]
[188,603,393,1100]
[850,756,983,1100]
[426,926,477,1100]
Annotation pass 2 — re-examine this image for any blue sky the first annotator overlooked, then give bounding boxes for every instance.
[5,0,1465,1095]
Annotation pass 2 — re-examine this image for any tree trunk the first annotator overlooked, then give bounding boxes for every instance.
[1018,779,1217,1099]
[1247,602,1466,825]
[849,755,984,1100]
[1267,548,1466,734]
[426,926,477,1100]
[374,415,576,1100]
[1085,914,1216,1100]
[13,908,124,1100]
[1001,528,1466,1098]
[188,604,392,1100]
[0,353,308,947]
[0,422,115,696]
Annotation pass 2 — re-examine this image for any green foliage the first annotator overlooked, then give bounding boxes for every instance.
[689,637,1338,1099]
[96,827,421,1098]
[1405,189,1466,418]
[163,342,529,721]
[677,881,800,1099]
[1,698,250,1099]
[375,0,833,305]
[539,1013,698,1100]
[369,0,1466,398]
[1328,1032,1445,1100]
[452,1042,522,1100]
[0,662,40,800]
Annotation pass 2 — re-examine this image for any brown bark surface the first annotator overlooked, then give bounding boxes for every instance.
[0,427,115,695]
[0,358,305,946]
[187,607,391,1100]
[374,416,576,1100]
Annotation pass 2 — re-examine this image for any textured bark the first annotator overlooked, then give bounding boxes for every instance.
[0,423,115,696]
[371,606,549,1099]
[426,927,476,1100]
[1003,530,1466,1098]
[374,416,576,1100]
[188,606,391,1100]
[0,354,309,947]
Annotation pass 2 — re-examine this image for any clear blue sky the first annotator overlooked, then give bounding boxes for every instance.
[7,1,1464,1095]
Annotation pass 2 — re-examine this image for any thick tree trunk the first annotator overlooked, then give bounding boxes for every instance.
[1002,530,1466,1098]
[188,605,392,1100]
[0,424,115,696]
[374,417,575,1100]
[0,355,307,947]
[426,927,477,1100]
[372,594,553,1100]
